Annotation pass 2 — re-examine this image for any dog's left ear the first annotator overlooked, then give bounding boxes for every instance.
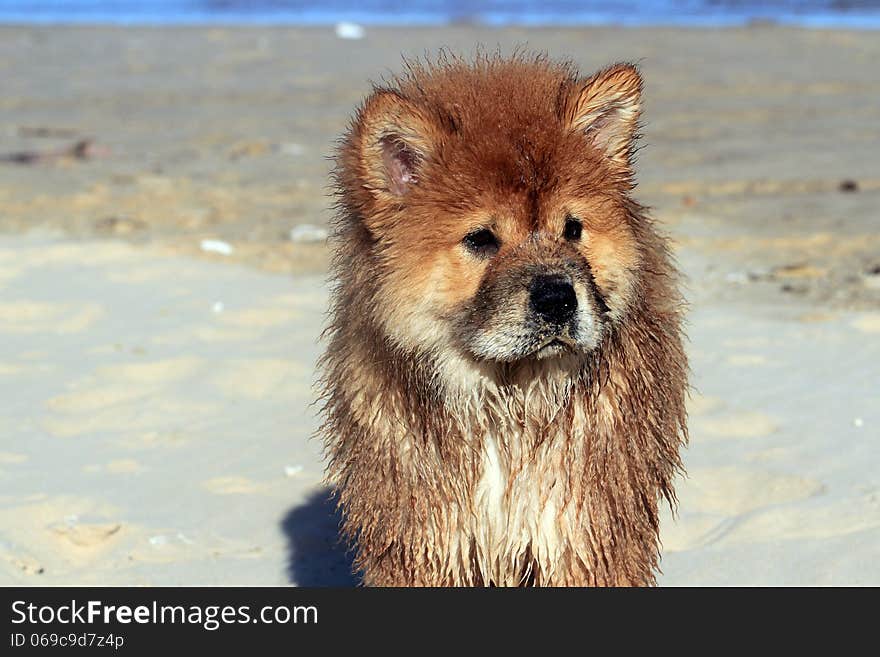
[565,63,642,168]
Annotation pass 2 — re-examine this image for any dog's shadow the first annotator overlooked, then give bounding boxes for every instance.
[281,488,360,586]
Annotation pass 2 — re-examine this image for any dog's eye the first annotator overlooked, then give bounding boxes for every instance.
[462,229,500,257]
[564,216,582,241]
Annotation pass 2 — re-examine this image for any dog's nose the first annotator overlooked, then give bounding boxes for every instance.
[529,275,577,325]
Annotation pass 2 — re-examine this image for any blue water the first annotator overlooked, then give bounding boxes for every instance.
[1,0,879,28]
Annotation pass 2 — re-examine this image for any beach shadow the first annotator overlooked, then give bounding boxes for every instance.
[281,487,360,586]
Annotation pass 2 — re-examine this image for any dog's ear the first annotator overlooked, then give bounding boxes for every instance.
[565,63,642,168]
[353,90,436,202]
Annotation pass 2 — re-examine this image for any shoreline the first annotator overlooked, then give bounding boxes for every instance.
[2,22,879,30]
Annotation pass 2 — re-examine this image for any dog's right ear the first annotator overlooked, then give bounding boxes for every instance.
[350,91,437,208]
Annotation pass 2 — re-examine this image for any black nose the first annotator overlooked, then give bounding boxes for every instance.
[529,275,577,325]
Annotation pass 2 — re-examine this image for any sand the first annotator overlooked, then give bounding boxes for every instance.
[1,25,878,586]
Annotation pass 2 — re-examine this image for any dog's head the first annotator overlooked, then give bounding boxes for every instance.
[338,58,645,367]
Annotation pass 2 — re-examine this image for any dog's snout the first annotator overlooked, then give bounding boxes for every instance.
[529,275,577,325]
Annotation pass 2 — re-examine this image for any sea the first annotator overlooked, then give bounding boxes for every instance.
[0,0,878,28]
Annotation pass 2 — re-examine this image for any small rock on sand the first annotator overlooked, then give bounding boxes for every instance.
[289,224,328,243]
[335,22,365,40]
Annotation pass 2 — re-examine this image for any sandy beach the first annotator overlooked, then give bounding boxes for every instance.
[1,25,878,585]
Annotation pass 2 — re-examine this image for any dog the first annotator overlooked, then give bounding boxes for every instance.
[319,53,687,586]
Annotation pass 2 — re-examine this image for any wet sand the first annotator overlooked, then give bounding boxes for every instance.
[1,25,878,585]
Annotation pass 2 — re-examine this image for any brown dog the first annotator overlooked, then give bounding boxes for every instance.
[319,54,687,586]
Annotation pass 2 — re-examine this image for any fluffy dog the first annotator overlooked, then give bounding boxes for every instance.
[320,54,687,586]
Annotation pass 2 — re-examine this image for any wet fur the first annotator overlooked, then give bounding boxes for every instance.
[319,53,688,586]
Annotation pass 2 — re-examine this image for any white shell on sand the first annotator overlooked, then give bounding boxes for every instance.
[199,239,234,256]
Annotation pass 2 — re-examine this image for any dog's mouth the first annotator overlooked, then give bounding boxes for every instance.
[531,335,577,359]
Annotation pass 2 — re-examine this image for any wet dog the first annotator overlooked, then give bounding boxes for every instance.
[320,54,687,586]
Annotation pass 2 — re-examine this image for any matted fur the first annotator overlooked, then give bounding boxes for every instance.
[319,53,688,586]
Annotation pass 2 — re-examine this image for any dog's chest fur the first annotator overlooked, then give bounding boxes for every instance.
[466,407,584,586]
